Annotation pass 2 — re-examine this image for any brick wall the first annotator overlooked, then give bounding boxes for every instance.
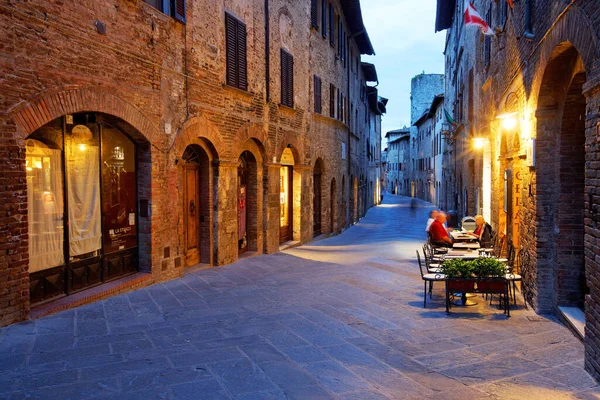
[0,0,380,325]
[442,0,600,380]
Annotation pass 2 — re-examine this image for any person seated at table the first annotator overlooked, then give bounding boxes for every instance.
[468,214,493,246]
[426,209,438,233]
[429,212,453,247]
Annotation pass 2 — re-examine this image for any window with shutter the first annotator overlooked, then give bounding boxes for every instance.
[329,5,335,46]
[311,0,319,30]
[143,0,185,23]
[314,76,322,114]
[321,0,327,39]
[173,0,186,23]
[281,50,294,108]
[484,8,491,68]
[330,84,335,118]
[225,13,247,91]
[337,19,342,56]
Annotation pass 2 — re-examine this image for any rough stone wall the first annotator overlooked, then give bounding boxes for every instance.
[443,0,600,380]
[0,0,379,325]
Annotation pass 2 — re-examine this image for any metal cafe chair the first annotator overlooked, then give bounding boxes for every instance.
[506,248,525,306]
[416,250,446,308]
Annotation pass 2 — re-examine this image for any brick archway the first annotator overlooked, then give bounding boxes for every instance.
[9,87,160,145]
[534,44,588,314]
[173,115,224,161]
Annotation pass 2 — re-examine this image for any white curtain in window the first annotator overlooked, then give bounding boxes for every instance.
[27,144,65,273]
[67,145,101,257]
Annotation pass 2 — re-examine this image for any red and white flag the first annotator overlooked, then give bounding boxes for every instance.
[464,1,495,35]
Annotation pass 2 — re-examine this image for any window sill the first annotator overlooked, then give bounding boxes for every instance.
[222,84,254,97]
[278,103,295,112]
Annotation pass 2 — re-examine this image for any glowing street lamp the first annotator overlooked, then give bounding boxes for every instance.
[496,111,519,131]
[472,137,487,149]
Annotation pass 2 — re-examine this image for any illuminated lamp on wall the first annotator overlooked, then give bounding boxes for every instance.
[496,111,519,131]
[71,124,93,152]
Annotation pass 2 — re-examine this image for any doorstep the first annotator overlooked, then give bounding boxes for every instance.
[279,240,301,251]
[30,272,152,320]
[558,306,585,339]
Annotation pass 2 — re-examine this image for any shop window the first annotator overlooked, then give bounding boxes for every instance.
[225,13,248,91]
[27,114,139,304]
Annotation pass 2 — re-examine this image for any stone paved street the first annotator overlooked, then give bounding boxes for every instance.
[1,195,598,399]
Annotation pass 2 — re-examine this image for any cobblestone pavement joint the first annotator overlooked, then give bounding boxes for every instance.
[1,194,598,399]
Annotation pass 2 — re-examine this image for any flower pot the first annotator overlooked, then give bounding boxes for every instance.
[447,279,475,292]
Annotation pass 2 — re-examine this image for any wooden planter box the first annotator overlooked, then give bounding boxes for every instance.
[447,279,475,292]
[477,279,505,292]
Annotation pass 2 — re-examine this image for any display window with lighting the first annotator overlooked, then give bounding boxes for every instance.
[26,113,139,304]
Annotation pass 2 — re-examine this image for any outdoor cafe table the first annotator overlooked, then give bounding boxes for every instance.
[452,242,480,250]
[450,231,478,243]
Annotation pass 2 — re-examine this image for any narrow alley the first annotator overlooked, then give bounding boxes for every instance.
[0,195,596,399]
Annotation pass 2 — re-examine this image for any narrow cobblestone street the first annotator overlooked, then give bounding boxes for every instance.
[1,195,597,400]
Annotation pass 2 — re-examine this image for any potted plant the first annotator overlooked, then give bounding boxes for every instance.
[441,259,475,292]
[472,258,506,291]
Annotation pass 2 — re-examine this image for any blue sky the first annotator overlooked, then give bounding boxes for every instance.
[361,0,446,140]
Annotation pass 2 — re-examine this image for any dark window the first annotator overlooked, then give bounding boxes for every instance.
[329,5,335,46]
[311,0,319,30]
[337,18,342,56]
[225,13,248,91]
[497,0,508,27]
[321,0,327,38]
[143,0,185,23]
[313,75,322,114]
[280,49,294,108]
[468,69,474,123]
[525,0,534,35]
[484,8,491,68]
[330,84,335,118]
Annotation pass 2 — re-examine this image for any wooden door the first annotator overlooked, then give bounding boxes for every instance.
[313,173,322,236]
[279,166,293,243]
[184,165,200,264]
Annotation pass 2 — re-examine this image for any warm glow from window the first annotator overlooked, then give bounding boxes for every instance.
[78,143,87,152]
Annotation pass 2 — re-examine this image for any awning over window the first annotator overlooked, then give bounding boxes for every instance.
[435,0,456,32]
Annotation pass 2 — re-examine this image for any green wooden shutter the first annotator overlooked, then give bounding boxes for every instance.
[237,19,248,90]
[311,0,319,29]
[173,0,186,24]
[225,13,238,88]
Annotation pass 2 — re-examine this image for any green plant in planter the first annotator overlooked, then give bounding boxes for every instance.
[440,259,474,278]
[471,258,506,278]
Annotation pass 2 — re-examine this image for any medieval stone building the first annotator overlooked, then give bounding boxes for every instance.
[0,0,384,325]
[436,0,600,380]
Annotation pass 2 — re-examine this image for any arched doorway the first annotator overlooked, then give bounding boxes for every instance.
[330,178,337,233]
[181,144,212,266]
[279,147,296,244]
[313,158,324,237]
[238,151,259,254]
[26,113,146,304]
[535,44,588,311]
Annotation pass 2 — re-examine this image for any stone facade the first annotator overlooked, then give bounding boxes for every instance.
[438,0,600,380]
[0,0,383,325]
[384,128,410,196]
